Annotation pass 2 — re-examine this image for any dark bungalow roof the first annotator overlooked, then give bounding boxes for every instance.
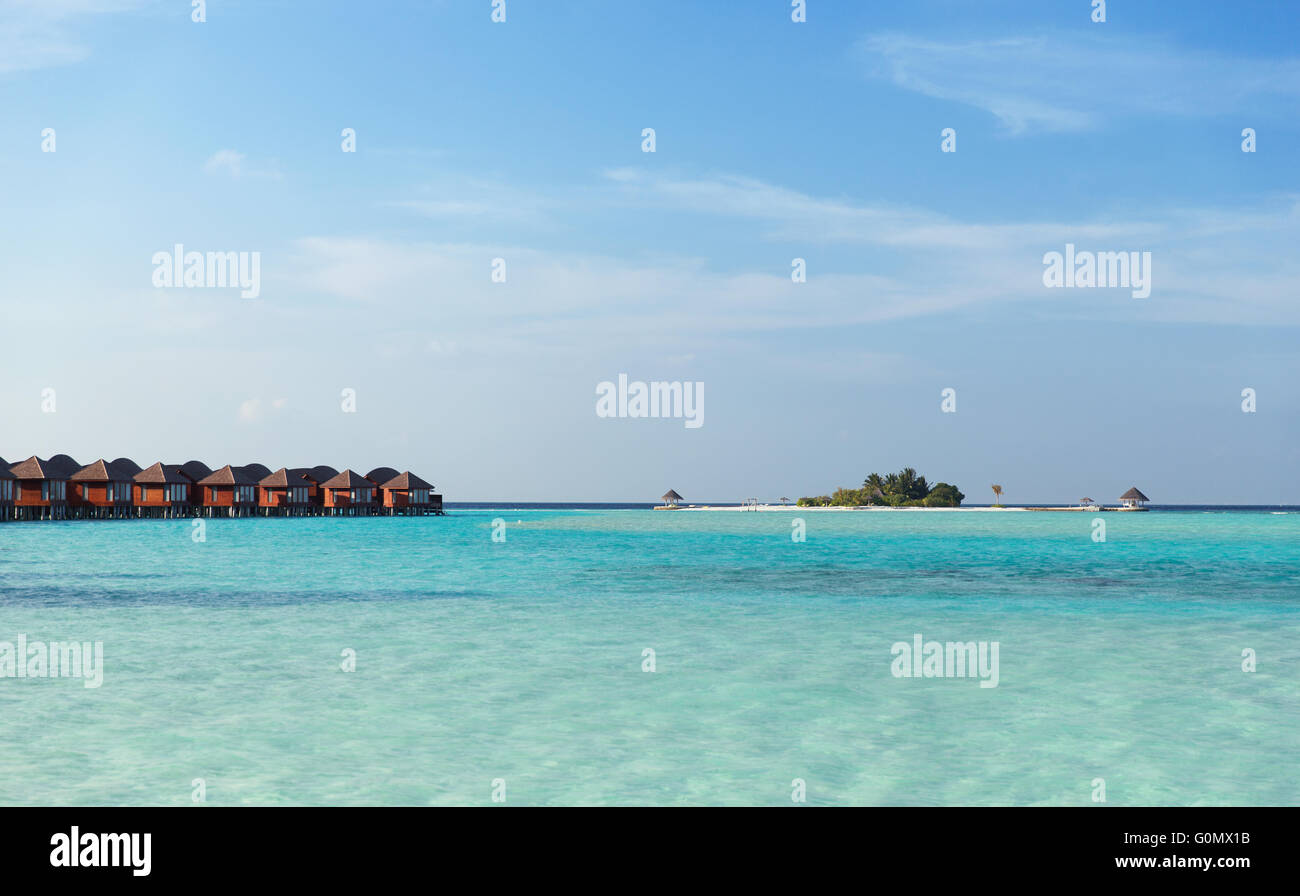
[111,457,143,476]
[365,467,401,485]
[237,463,272,481]
[662,489,683,501]
[381,471,433,490]
[259,467,307,488]
[320,469,373,489]
[70,459,133,482]
[309,465,339,484]
[0,458,12,481]
[45,454,82,478]
[198,464,260,486]
[179,460,213,482]
[287,467,320,484]
[1120,487,1150,501]
[134,462,190,485]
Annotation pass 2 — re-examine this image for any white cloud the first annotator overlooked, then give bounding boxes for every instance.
[237,398,262,423]
[203,149,281,180]
[0,0,148,74]
[860,32,1300,134]
[285,173,1300,334]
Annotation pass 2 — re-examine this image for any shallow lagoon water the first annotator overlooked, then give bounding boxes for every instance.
[0,509,1296,805]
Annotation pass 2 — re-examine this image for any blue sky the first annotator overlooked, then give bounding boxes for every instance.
[1,0,1297,502]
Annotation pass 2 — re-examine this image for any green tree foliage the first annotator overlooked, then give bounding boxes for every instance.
[924,483,965,507]
[799,469,963,507]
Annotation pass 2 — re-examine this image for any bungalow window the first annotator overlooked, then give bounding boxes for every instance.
[42,482,49,501]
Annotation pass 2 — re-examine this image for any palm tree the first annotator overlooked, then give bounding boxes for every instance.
[991,484,1003,507]
[897,467,918,496]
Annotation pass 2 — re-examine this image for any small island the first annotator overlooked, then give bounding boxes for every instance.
[797,468,965,508]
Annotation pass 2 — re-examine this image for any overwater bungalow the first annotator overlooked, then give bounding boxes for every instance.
[0,451,445,522]
[287,468,325,508]
[0,458,14,521]
[69,459,135,519]
[378,471,442,515]
[1119,487,1150,511]
[657,489,684,509]
[320,470,377,516]
[197,465,260,517]
[8,455,77,520]
[258,468,314,516]
[134,463,193,517]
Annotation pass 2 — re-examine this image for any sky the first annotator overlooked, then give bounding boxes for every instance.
[0,0,1296,503]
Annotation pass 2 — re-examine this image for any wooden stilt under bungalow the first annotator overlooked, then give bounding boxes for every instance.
[197,465,260,517]
[133,463,194,518]
[320,470,378,516]
[8,455,77,520]
[69,459,136,519]
[378,471,443,515]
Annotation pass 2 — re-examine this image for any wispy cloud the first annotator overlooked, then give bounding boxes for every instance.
[0,0,148,74]
[860,32,1300,134]
[285,169,1300,336]
[203,149,282,180]
[603,168,1159,249]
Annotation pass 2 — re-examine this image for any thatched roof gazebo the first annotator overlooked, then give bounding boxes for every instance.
[660,489,683,508]
[1119,487,1150,510]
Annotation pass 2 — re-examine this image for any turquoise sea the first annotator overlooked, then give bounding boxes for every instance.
[0,508,1297,806]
